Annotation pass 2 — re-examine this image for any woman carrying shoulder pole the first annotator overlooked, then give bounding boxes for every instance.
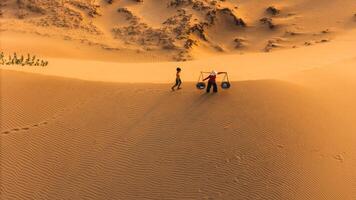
[203,70,224,93]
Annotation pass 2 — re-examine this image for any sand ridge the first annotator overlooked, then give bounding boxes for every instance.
[1,28,355,84]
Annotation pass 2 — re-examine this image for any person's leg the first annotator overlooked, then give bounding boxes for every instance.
[213,83,218,93]
[177,78,182,89]
[207,82,212,93]
[171,84,176,90]
[171,79,178,90]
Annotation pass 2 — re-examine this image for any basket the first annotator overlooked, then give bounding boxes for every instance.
[221,81,231,89]
[196,72,210,90]
[221,73,231,89]
[196,82,206,89]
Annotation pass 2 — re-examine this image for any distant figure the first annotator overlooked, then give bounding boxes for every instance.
[171,67,182,91]
[203,70,223,93]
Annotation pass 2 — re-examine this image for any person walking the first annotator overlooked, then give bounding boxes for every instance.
[171,67,182,91]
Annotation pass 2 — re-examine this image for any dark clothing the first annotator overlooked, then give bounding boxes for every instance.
[207,82,218,93]
[175,78,182,86]
[206,75,217,83]
[172,78,182,89]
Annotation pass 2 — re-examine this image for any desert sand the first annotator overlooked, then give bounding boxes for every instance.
[1,0,356,199]
[1,69,355,199]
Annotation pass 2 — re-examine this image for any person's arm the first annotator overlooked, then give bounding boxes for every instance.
[203,75,210,81]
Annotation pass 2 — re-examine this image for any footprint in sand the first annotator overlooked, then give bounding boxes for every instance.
[333,154,344,163]
[277,144,284,149]
[2,120,50,135]
[2,128,21,134]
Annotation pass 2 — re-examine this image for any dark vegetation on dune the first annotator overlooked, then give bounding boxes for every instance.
[0,52,49,66]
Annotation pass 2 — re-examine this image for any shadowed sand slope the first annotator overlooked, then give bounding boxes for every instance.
[1,70,354,199]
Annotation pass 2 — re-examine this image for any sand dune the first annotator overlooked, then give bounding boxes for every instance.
[1,28,356,83]
[1,70,355,199]
[1,0,356,61]
[1,0,356,199]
